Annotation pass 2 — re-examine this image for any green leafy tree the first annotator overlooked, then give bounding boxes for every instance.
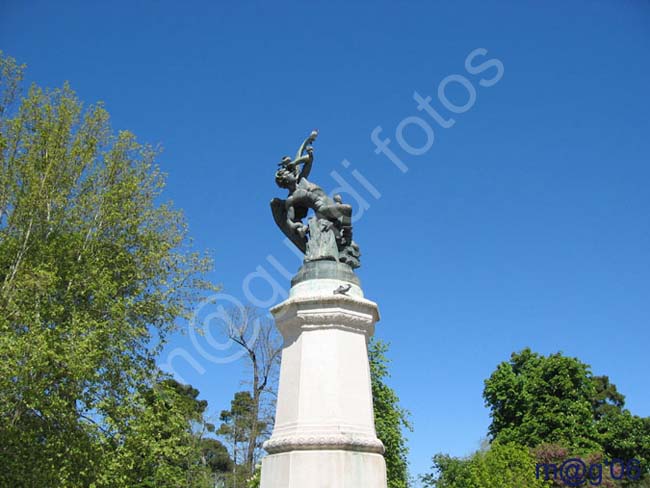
[422,453,473,488]
[596,411,650,478]
[468,442,548,488]
[200,437,234,480]
[483,348,650,480]
[592,375,625,421]
[247,465,261,488]
[218,391,267,487]
[425,349,650,487]
[369,339,412,488]
[422,441,547,488]
[589,377,650,473]
[103,379,215,488]
[0,51,217,487]
[483,348,600,450]
[221,306,281,474]
[532,443,630,488]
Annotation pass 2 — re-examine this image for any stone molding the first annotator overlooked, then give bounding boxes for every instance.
[263,433,385,455]
[272,294,380,338]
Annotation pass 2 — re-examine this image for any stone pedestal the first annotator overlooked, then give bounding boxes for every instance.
[260,274,387,488]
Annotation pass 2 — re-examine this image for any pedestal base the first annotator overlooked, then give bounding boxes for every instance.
[260,450,387,488]
[260,277,387,487]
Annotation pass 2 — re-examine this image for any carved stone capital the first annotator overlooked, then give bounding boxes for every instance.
[271,294,380,338]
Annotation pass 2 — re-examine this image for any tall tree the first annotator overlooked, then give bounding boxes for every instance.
[429,348,650,486]
[222,306,281,473]
[218,391,267,488]
[199,438,234,483]
[105,379,215,488]
[0,51,217,487]
[483,347,650,475]
[369,339,412,488]
[588,374,650,473]
[591,375,625,421]
[424,349,650,487]
[483,348,600,451]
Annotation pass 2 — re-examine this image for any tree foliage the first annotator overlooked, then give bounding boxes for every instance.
[0,51,218,487]
[483,348,650,472]
[101,379,216,488]
[531,443,632,488]
[424,348,650,487]
[221,306,281,475]
[369,339,412,488]
[199,437,233,478]
[483,348,600,450]
[422,441,547,488]
[592,375,625,421]
[218,390,268,487]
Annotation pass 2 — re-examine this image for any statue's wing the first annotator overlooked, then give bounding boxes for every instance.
[270,198,307,253]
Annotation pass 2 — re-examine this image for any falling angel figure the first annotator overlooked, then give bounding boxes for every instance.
[270,130,361,269]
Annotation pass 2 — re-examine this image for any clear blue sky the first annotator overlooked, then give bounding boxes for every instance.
[3,0,649,482]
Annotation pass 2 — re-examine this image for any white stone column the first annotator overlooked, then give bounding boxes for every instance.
[260,278,388,488]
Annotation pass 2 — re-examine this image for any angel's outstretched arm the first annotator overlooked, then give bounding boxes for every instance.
[293,130,318,180]
[294,130,318,161]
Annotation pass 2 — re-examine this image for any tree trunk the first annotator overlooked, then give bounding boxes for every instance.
[246,352,260,473]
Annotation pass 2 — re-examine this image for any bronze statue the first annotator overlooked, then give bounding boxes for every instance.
[271,131,361,269]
